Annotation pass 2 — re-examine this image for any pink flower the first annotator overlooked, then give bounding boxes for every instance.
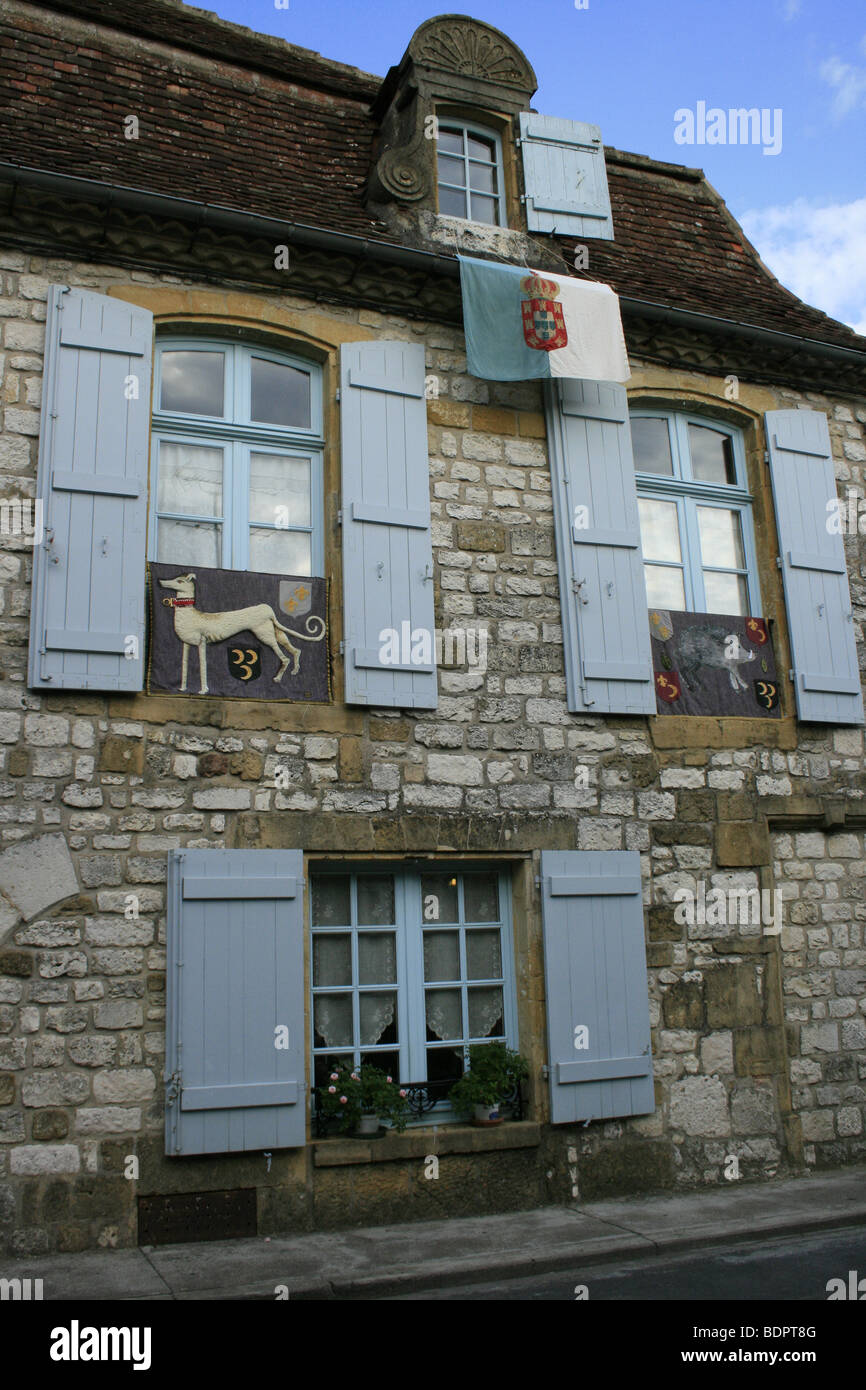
[350,1073,359,1081]
[328,1086,336,1094]
[386,1076,393,1083]
[330,1073,339,1081]
[399,1089,407,1098]
[339,1095,348,1104]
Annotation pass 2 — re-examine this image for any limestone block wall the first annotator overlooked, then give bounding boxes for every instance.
[0,249,864,1252]
[774,827,866,1166]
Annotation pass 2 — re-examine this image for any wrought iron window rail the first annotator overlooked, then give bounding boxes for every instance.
[312,1079,523,1138]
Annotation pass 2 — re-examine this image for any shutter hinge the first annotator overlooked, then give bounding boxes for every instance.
[776,556,783,569]
[339,639,345,655]
[165,1069,182,1105]
[571,578,589,604]
[335,388,341,402]
[337,509,342,526]
[788,668,795,683]
[764,450,770,464]
[542,1064,549,1080]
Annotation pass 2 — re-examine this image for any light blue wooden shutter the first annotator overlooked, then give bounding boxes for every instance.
[540,850,654,1124]
[766,410,864,725]
[519,113,614,239]
[165,849,306,1156]
[545,379,655,714]
[340,340,437,708]
[27,287,151,691]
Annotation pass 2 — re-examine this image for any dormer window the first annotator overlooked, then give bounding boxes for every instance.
[436,121,506,226]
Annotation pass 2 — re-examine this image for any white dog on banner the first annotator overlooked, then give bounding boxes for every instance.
[159,572,326,695]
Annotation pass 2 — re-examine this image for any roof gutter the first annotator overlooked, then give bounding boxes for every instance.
[2,161,865,370]
[618,295,866,369]
[0,161,459,279]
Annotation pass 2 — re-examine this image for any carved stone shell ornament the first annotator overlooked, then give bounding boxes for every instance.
[410,18,535,89]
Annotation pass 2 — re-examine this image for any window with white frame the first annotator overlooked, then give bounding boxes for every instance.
[310,866,517,1108]
[436,121,507,227]
[149,339,324,576]
[631,410,760,617]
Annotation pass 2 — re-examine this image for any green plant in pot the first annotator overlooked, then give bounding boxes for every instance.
[447,1042,529,1126]
[317,1062,410,1135]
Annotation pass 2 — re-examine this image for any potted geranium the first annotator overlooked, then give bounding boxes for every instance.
[447,1042,529,1126]
[317,1062,410,1135]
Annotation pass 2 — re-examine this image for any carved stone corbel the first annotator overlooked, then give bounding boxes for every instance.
[367,85,432,206]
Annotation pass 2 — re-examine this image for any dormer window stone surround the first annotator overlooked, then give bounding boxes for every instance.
[365,15,563,268]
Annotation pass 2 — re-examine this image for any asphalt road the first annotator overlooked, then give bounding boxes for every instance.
[387,1222,866,1300]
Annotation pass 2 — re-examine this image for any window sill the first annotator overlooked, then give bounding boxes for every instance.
[312,1119,540,1167]
[649,713,797,750]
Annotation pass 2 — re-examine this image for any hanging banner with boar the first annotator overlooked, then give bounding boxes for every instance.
[147,562,330,702]
[649,610,780,717]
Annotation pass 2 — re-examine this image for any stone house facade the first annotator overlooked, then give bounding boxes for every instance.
[0,0,864,1255]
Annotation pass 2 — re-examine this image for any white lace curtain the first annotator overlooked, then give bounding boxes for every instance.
[314,933,397,1048]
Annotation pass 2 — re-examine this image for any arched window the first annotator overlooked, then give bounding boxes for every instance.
[436,121,507,227]
[630,409,760,617]
[148,339,324,576]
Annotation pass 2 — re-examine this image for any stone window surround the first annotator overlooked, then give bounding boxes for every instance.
[313,1118,541,1167]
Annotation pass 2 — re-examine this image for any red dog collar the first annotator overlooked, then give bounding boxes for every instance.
[162,597,195,608]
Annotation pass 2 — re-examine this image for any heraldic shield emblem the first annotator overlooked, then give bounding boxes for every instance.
[655,670,682,703]
[279,580,312,618]
[521,271,568,352]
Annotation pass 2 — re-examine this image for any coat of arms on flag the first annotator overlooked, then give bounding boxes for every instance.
[521,271,568,351]
[457,254,630,382]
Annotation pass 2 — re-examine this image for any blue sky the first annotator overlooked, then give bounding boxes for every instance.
[203,0,865,333]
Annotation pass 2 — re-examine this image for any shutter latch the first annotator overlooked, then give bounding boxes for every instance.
[43,528,59,565]
[571,578,589,605]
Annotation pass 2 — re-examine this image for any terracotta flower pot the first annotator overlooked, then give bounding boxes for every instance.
[473,1102,502,1127]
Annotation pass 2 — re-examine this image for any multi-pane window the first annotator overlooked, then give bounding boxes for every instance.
[149,340,324,575]
[631,411,759,616]
[436,122,506,227]
[310,867,516,1106]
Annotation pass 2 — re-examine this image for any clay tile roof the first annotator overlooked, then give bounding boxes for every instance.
[28,0,382,100]
[561,150,865,352]
[3,0,864,355]
[3,0,389,237]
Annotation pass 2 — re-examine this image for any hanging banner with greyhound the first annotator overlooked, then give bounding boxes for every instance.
[147,563,330,701]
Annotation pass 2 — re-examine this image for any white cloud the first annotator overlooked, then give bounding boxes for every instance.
[739,197,866,338]
[783,0,801,19]
[819,44,866,118]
